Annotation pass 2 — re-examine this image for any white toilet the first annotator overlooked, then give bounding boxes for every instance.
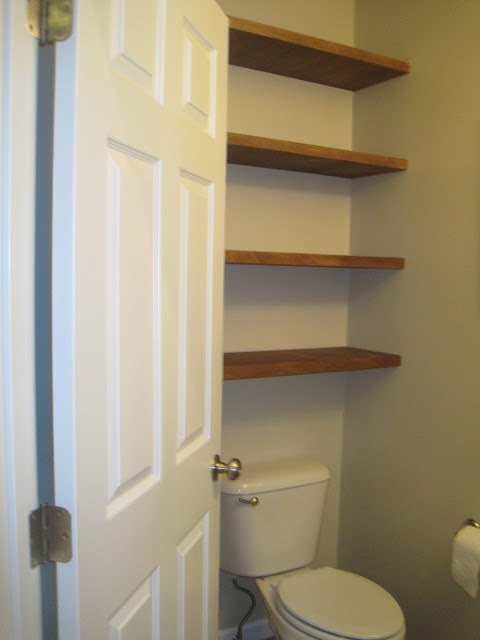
[220,456,406,640]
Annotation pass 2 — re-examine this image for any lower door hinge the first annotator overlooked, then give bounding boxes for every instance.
[29,504,72,568]
[26,0,73,45]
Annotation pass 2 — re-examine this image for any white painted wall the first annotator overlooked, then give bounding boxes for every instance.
[341,2,480,639]
[216,0,355,633]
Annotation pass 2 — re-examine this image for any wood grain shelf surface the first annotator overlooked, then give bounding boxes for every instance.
[224,347,401,380]
[226,250,405,270]
[227,133,408,179]
[229,16,410,91]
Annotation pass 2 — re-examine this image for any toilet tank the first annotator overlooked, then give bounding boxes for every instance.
[220,457,330,577]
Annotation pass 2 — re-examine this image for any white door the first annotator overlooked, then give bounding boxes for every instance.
[51,0,228,637]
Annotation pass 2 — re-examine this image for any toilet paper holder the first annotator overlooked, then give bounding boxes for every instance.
[463,518,480,529]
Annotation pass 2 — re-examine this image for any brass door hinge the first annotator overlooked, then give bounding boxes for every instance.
[29,504,72,568]
[26,0,73,45]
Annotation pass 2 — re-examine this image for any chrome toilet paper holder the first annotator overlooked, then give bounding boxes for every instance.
[463,518,480,529]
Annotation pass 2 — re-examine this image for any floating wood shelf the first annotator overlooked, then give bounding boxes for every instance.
[224,347,401,380]
[226,250,405,270]
[229,16,410,91]
[227,133,408,179]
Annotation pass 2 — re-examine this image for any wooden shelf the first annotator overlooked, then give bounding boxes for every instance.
[224,347,401,380]
[225,19,406,385]
[229,16,409,91]
[227,133,408,179]
[226,250,405,270]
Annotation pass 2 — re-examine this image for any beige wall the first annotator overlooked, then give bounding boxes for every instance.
[217,0,355,632]
[340,2,480,639]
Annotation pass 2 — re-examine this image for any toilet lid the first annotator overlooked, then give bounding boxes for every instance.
[277,568,404,640]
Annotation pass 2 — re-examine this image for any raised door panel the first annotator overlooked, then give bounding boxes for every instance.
[109,569,160,639]
[110,0,164,97]
[105,142,162,513]
[182,19,216,133]
[177,516,210,640]
[177,173,213,464]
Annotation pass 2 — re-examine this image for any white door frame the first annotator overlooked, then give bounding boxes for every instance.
[0,1,42,638]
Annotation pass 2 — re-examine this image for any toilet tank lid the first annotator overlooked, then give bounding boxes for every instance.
[221,456,330,495]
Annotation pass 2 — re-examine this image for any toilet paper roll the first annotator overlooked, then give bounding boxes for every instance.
[451,525,480,597]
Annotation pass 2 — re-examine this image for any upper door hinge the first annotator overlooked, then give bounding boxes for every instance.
[29,503,72,568]
[26,0,73,45]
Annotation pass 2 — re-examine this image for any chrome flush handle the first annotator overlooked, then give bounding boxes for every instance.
[211,455,242,481]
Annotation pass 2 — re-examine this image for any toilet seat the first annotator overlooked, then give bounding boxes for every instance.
[276,567,405,640]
